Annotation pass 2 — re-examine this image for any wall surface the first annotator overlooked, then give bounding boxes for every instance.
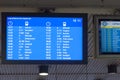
[0,7,120,80]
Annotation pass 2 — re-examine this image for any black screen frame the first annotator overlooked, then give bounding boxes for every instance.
[2,12,88,64]
[94,15,120,58]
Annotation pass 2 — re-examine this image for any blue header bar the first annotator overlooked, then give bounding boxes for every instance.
[7,17,83,27]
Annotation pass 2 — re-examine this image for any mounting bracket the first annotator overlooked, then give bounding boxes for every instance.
[38,8,55,13]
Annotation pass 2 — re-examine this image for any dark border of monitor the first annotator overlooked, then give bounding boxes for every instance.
[1,12,88,64]
[94,15,120,58]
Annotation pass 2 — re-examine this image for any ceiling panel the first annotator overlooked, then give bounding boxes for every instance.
[54,65,87,73]
[0,0,27,6]
[0,0,120,8]
[104,0,120,5]
[25,0,72,8]
[0,0,71,7]
[0,75,38,80]
[0,64,38,74]
[71,0,101,7]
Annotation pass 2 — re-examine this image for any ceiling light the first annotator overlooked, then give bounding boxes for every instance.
[39,65,48,76]
[108,64,117,74]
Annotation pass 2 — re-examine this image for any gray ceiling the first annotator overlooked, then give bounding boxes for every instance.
[0,0,120,8]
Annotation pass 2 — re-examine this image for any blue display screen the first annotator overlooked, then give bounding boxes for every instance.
[6,17,83,60]
[100,20,120,53]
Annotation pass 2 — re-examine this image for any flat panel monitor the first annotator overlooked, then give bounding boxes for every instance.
[94,15,120,58]
[2,12,88,64]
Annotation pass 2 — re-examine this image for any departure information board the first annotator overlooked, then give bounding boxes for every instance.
[2,13,87,64]
[100,21,120,53]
